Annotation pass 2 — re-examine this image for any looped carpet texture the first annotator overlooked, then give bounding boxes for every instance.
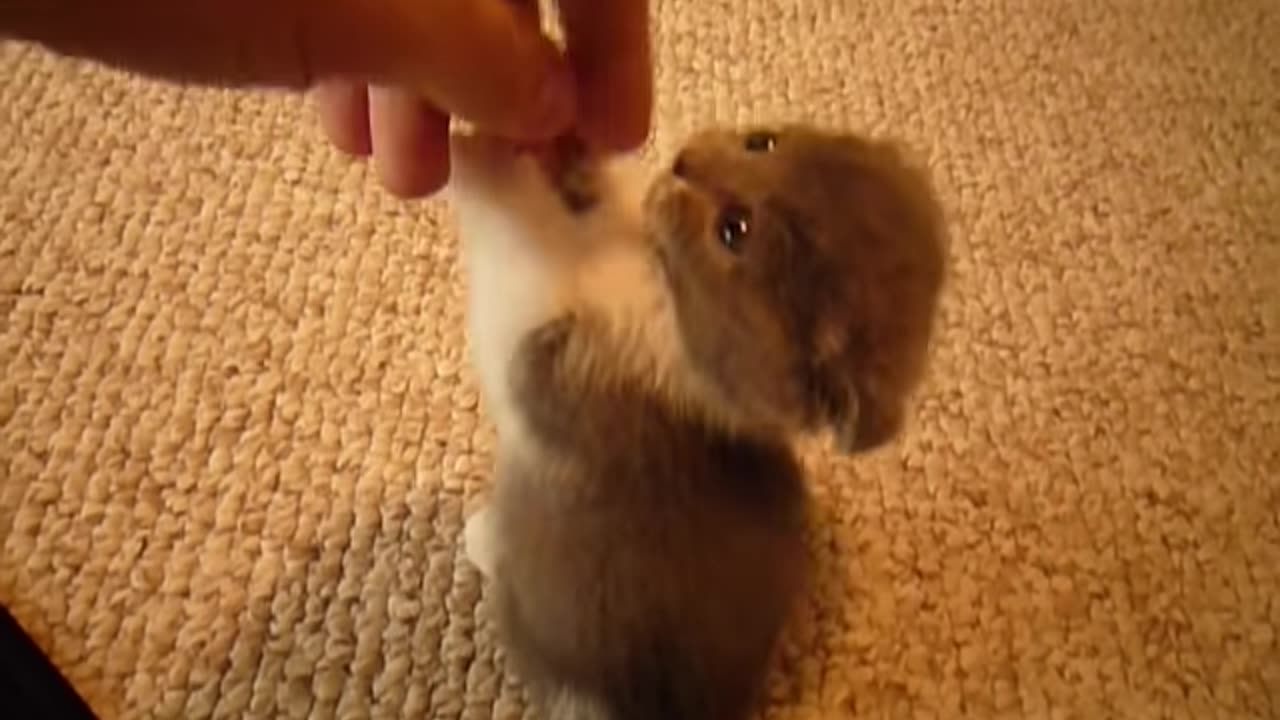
[2,1,1278,718]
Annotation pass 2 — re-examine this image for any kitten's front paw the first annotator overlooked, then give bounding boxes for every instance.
[463,505,498,579]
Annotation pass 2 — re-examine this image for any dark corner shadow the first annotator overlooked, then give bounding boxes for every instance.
[0,604,100,720]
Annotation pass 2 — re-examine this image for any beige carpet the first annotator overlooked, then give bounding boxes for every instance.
[2,1,1278,718]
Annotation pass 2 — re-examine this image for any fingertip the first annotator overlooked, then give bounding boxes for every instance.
[314,80,373,156]
[369,88,452,198]
[445,34,578,143]
[575,64,652,153]
[521,62,578,141]
[558,0,653,152]
[378,148,450,199]
[581,95,652,152]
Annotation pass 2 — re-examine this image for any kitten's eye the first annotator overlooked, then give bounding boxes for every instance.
[744,131,777,152]
[716,205,752,253]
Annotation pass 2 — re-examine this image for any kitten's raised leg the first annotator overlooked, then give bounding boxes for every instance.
[463,504,498,579]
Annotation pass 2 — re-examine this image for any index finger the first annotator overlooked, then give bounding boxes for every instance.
[310,0,575,140]
[556,0,653,152]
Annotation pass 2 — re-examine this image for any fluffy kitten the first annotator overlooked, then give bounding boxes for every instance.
[448,125,947,720]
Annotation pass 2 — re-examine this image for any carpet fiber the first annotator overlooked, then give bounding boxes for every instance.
[2,1,1278,718]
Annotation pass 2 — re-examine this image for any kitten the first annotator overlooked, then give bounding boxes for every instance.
[448,124,947,720]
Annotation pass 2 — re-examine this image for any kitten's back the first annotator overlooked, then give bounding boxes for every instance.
[490,317,811,720]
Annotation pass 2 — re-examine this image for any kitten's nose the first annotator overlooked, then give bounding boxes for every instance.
[672,151,690,179]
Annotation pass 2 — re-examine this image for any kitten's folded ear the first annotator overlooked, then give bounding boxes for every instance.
[811,324,904,454]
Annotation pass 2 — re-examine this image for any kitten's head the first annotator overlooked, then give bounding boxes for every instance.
[645,125,948,452]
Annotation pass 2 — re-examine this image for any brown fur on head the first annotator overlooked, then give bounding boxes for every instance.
[644,125,948,452]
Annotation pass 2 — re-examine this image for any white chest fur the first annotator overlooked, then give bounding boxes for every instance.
[447,138,678,450]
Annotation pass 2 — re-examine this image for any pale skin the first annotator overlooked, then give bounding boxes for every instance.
[1,0,652,198]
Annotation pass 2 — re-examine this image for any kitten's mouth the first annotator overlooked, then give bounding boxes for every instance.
[644,175,703,296]
[668,148,715,194]
[539,136,601,214]
[643,176,679,237]
[646,170,707,240]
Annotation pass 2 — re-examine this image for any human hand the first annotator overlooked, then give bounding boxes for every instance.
[316,0,652,197]
[2,0,652,197]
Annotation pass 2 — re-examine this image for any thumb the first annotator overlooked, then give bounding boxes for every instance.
[557,0,652,152]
